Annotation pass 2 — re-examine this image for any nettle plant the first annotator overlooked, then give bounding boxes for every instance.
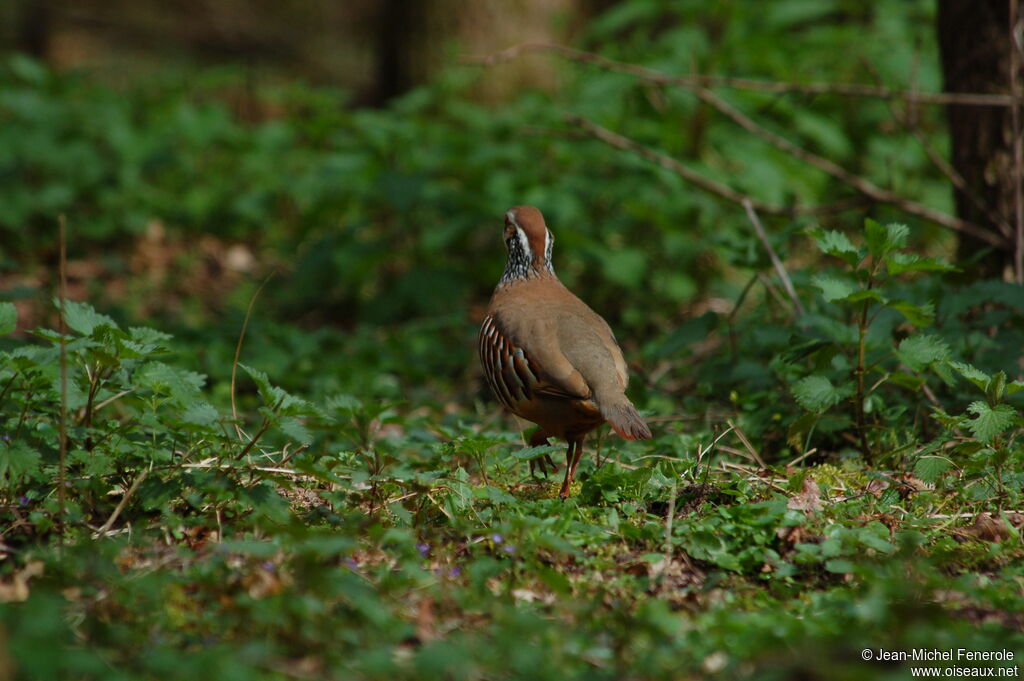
[0,300,321,535]
[779,219,959,460]
[928,363,1024,504]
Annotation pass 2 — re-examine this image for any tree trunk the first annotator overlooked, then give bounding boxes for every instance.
[17,0,51,58]
[937,0,1019,278]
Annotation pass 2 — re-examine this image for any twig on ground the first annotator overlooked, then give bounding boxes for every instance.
[695,423,735,463]
[786,447,819,468]
[726,420,767,469]
[663,480,676,553]
[93,469,149,538]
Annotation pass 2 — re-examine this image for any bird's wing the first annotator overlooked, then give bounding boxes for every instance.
[479,313,591,409]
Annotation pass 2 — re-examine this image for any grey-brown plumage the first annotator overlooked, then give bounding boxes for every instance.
[478,205,651,498]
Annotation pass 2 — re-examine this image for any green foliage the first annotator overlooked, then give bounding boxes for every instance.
[777,220,967,459]
[0,302,16,335]
[1,298,1020,679]
[3,1,1024,676]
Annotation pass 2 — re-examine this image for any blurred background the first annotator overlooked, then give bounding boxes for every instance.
[0,0,1020,451]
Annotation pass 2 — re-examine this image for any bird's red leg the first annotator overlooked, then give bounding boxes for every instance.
[567,437,585,485]
[558,440,577,499]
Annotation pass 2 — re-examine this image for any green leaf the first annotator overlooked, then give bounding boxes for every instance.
[824,558,856,574]
[889,300,935,327]
[280,417,313,445]
[59,299,118,335]
[0,442,41,488]
[987,371,1007,404]
[864,219,908,257]
[129,327,173,346]
[786,412,819,449]
[948,361,990,391]
[842,289,886,304]
[914,456,953,484]
[135,362,206,404]
[240,363,309,413]
[811,229,861,267]
[512,444,563,461]
[1007,380,1024,396]
[884,252,958,275]
[240,363,275,402]
[965,401,1017,444]
[326,393,362,414]
[896,334,950,372]
[791,375,850,412]
[889,371,925,390]
[181,401,219,426]
[811,274,857,302]
[0,302,16,335]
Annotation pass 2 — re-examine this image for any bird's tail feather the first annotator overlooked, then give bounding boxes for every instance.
[600,400,652,441]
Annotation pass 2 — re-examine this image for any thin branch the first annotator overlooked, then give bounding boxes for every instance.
[231,271,275,441]
[487,43,1008,248]
[757,271,789,311]
[726,419,767,469]
[93,469,148,538]
[94,388,135,413]
[697,423,735,459]
[786,447,819,468]
[663,479,676,555]
[695,87,1007,248]
[567,114,855,216]
[467,42,1018,107]
[236,396,285,461]
[861,56,1015,239]
[907,110,1013,239]
[742,199,805,317]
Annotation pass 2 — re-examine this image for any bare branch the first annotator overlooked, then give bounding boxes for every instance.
[743,200,805,317]
[861,56,1015,239]
[566,114,857,216]
[93,469,149,538]
[695,87,1008,248]
[467,42,1018,107]
[231,271,276,441]
[485,43,1008,249]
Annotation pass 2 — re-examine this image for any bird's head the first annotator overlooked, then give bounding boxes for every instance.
[501,205,554,283]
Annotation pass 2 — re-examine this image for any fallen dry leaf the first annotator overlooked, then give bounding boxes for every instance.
[0,561,44,603]
[963,513,1024,543]
[776,525,810,545]
[787,477,824,512]
[865,478,890,496]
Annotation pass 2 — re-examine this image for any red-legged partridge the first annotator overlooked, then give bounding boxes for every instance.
[478,206,652,498]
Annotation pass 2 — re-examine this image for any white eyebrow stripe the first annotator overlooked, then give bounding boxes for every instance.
[515,226,531,260]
